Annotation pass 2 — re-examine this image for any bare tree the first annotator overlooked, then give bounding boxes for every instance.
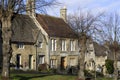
[99,13,120,80]
[0,0,58,80]
[68,11,103,80]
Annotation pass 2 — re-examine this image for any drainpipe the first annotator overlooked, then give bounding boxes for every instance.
[48,37,51,68]
[35,44,38,71]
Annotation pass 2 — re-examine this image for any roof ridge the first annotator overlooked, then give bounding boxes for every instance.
[37,14,62,19]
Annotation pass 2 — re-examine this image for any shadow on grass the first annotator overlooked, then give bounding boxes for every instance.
[11,74,53,80]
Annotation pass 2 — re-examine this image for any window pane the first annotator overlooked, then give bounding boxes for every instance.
[38,42,42,48]
[51,39,57,51]
[62,40,66,51]
[50,59,57,68]
[70,40,75,51]
[38,55,44,64]
[70,58,76,66]
[18,43,24,49]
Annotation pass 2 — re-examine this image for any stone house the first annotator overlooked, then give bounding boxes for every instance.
[7,0,113,72]
[10,14,44,70]
[9,0,79,71]
[38,14,78,69]
[85,40,108,74]
[35,8,79,70]
[107,50,120,70]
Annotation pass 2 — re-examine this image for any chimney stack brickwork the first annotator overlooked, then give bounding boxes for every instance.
[60,6,67,22]
[26,0,35,17]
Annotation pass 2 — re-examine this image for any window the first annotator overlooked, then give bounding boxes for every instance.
[70,40,75,51]
[17,43,24,49]
[69,58,76,66]
[61,39,66,51]
[51,39,57,51]
[37,42,42,48]
[38,55,45,64]
[50,59,57,68]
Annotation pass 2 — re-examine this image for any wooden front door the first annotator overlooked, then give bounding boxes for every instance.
[61,57,66,70]
[29,55,33,69]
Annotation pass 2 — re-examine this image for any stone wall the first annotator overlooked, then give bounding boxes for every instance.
[49,37,79,69]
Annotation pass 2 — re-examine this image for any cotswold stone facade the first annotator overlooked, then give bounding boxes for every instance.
[49,37,79,69]
[11,43,36,70]
[34,12,79,70]
[85,39,108,75]
[10,1,79,70]
[11,32,47,70]
[9,0,116,74]
[10,15,45,70]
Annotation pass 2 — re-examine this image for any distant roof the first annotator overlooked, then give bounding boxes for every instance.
[93,42,107,57]
[36,14,78,38]
[11,14,39,43]
[107,49,120,61]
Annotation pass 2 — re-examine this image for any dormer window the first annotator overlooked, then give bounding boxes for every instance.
[38,42,42,48]
[18,43,24,49]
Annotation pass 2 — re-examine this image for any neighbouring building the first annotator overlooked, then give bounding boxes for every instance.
[10,14,44,70]
[85,39,108,74]
[107,50,120,70]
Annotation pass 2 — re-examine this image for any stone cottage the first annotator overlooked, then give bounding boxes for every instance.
[107,50,120,70]
[10,0,79,71]
[10,14,44,70]
[8,0,112,72]
[85,39,108,74]
[36,13,79,70]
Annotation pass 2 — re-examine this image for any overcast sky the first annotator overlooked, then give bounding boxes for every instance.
[47,0,120,17]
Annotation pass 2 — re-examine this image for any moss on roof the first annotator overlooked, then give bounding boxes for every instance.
[11,14,39,43]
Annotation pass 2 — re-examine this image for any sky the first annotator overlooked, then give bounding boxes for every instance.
[47,0,120,17]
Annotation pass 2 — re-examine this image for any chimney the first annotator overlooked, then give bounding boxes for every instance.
[60,6,67,22]
[26,0,35,17]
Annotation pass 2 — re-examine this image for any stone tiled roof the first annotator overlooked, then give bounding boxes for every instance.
[36,14,78,38]
[93,42,107,57]
[11,14,39,43]
[107,49,120,61]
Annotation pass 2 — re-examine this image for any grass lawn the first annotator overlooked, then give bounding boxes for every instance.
[0,73,113,80]
[11,74,77,80]
[96,77,113,80]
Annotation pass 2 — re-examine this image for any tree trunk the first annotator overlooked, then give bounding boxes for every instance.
[78,35,87,80]
[114,50,118,80]
[1,17,12,80]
